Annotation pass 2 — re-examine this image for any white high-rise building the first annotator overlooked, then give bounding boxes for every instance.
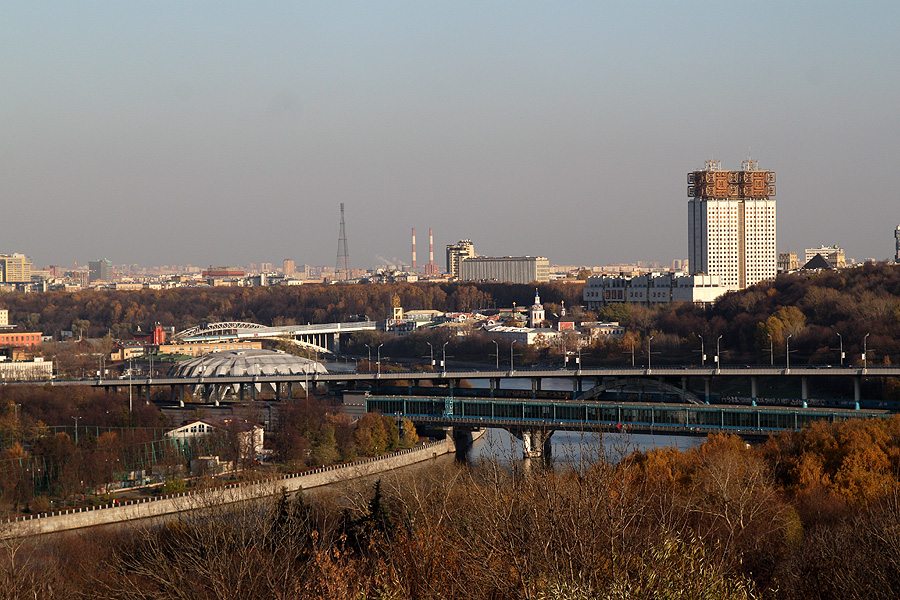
[687,159,776,289]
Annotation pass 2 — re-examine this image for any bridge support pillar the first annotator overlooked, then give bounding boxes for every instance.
[331,332,340,353]
[239,384,245,403]
[531,378,541,399]
[450,427,476,460]
[704,378,711,404]
[801,376,808,402]
[751,377,758,403]
[854,377,861,408]
[515,428,554,460]
[145,384,151,405]
[681,376,688,391]
[180,385,186,407]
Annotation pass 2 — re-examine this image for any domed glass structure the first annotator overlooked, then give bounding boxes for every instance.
[172,349,326,400]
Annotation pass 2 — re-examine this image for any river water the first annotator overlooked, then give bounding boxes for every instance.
[465,377,703,464]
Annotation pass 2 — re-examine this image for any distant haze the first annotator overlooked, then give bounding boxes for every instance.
[3,3,899,268]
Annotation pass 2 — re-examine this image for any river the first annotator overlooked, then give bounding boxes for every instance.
[465,376,703,464]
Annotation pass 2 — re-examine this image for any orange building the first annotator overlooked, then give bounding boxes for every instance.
[0,331,42,349]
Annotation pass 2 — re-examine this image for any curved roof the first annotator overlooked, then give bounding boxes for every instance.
[172,349,327,378]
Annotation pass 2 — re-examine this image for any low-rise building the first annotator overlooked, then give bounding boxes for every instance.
[0,331,42,349]
[581,321,626,340]
[0,357,53,380]
[777,251,799,273]
[165,417,264,463]
[583,273,731,308]
[459,256,550,284]
[485,325,560,347]
[804,245,846,268]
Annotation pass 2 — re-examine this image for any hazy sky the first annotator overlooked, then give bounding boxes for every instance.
[3,2,899,269]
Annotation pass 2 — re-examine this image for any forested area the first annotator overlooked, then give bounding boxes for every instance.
[0,387,421,514]
[4,416,900,599]
[0,281,585,340]
[592,263,900,366]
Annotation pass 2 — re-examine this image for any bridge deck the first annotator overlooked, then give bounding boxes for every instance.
[43,364,900,388]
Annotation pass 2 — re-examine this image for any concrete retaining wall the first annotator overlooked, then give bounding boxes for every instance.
[2,437,453,539]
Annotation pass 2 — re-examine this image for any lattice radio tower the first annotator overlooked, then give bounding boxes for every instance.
[336,203,350,280]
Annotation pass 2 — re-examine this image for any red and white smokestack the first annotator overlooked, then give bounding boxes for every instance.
[429,227,434,264]
[411,228,417,268]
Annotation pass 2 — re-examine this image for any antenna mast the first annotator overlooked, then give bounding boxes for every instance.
[336,203,350,280]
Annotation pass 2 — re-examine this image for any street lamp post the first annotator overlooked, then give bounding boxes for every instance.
[786,334,793,371]
[767,333,774,366]
[629,340,635,367]
[836,332,843,366]
[72,415,81,445]
[576,347,582,373]
[492,339,499,370]
[377,343,384,376]
[426,342,435,370]
[128,358,133,413]
[715,335,723,373]
[441,341,449,372]
[510,339,517,371]
[697,334,705,366]
[364,344,372,371]
[863,333,870,369]
[648,335,654,372]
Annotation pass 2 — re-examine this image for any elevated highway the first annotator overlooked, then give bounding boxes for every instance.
[42,364,900,407]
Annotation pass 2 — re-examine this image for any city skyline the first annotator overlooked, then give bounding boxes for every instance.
[3,3,899,268]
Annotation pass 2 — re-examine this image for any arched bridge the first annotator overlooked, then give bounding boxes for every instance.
[173,320,377,353]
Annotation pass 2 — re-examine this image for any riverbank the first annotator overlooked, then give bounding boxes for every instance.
[1,436,457,539]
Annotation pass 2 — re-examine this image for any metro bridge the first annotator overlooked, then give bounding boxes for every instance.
[355,393,892,458]
[172,320,378,353]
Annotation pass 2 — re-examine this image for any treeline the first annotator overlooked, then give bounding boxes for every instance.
[5,416,900,599]
[0,281,586,339]
[271,398,419,469]
[597,263,900,367]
